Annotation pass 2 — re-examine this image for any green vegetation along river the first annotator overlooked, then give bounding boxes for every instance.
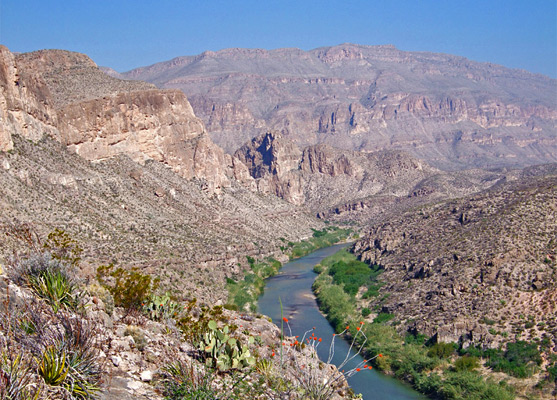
[257,243,426,400]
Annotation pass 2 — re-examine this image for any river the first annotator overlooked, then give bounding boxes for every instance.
[257,243,426,400]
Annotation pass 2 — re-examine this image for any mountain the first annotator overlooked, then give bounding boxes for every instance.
[0,45,321,304]
[352,165,557,353]
[122,43,557,170]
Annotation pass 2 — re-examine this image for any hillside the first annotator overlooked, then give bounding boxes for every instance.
[352,166,557,353]
[0,45,321,304]
[122,43,557,170]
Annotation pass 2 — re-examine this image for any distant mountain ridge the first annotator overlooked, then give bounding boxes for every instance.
[122,43,557,170]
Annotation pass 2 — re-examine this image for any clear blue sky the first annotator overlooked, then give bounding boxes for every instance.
[1,0,556,77]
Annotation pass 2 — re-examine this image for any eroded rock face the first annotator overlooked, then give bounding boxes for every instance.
[0,45,60,151]
[236,132,304,204]
[234,131,506,223]
[1,46,251,193]
[124,43,557,170]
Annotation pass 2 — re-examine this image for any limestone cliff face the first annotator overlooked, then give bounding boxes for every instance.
[0,46,252,193]
[0,45,59,151]
[235,132,304,204]
[124,44,557,169]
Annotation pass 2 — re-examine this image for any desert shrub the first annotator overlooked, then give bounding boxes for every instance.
[96,263,158,313]
[405,332,428,346]
[362,283,383,298]
[328,259,375,296]
[485,341,542,378]
[439,371,514,400]
[9,252,79,312]
[361,307,371,317]
[427,342,455,359]
[373,312,395,324]
[453,356,480,372]
[547,363,557,383]
[312,280,355,332]
[43,228,83,268]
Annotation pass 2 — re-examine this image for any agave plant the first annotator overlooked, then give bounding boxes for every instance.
[36,346,68,386]
[0,352,40,400]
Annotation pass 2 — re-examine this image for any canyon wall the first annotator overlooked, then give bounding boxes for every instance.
[123,44,557,170]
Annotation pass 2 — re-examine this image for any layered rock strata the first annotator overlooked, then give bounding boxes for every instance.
[123,44,557,170]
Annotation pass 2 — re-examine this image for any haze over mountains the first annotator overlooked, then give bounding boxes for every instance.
[120,43,557,170]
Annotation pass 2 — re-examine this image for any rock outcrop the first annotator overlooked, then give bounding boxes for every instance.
[123,43,557,170]
[236,132,304,204]
[235,131,510,223]
[1,46,253,193]
[352,167,557,351]
[0,45,59,151]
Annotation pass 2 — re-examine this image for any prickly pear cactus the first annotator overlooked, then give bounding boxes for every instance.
[198,320,256,371]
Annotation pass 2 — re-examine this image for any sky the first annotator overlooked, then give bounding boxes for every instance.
[0,0,556,77]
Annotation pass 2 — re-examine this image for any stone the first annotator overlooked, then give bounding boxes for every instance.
[140,370,153,382]
[126,380,142,390]
[111,355,122,367]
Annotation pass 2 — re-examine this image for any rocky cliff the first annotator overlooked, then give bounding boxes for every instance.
[123,44,557,170]
[352,166,557,351]
[236,131,512,223]
[1,46,253,193]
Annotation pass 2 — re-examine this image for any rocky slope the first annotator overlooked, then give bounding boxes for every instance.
[122,44,557,170]
[352,165,557,353]
[235,131,513,224]
[0,135,319,304]
[0,45,323,303]
[0,255,352,399]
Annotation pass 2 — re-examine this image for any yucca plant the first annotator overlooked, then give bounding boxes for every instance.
[0,352,40,400]
[37,346,68,386]
[28,269,78,313]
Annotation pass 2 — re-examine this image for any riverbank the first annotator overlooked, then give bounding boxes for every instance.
[225,226,352,311]
[312,248,551,399]
[257,243,425,400]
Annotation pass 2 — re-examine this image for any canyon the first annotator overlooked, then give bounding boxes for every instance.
[1,43,556,398]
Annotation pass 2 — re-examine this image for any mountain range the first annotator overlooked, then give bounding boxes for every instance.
[118,43,557,170]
